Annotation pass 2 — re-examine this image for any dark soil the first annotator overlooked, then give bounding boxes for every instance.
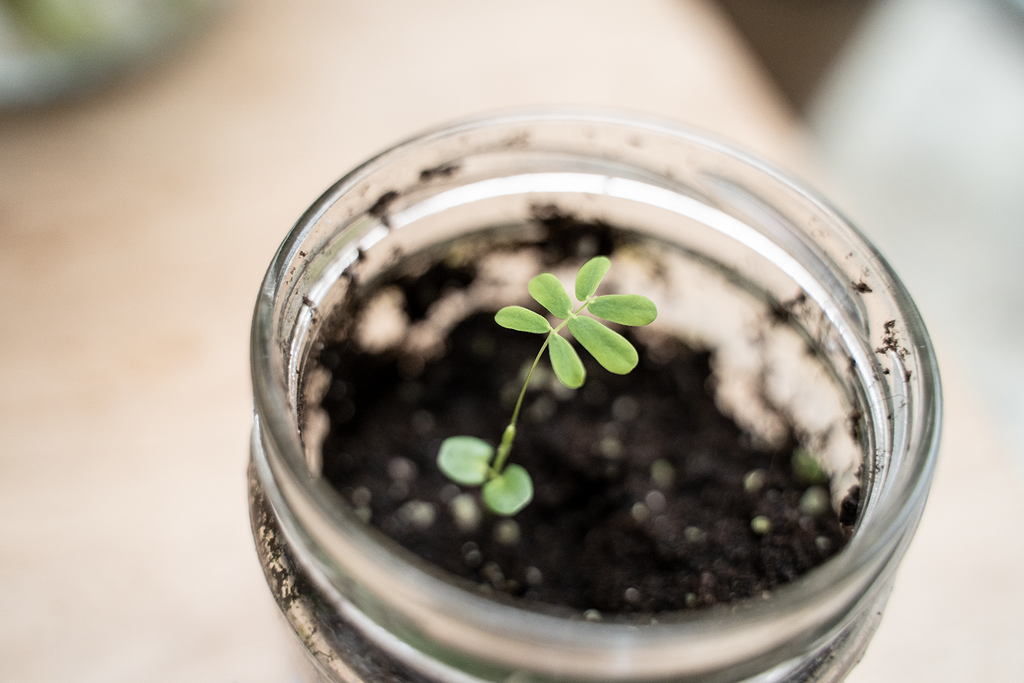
[317,311,850,615]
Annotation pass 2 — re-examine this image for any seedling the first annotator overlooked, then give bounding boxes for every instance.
[437,256,657,515]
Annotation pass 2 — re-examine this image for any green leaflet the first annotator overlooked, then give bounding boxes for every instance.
[548,332,586,388]
[575,256,610,301]
[567,316,638,374]
[437,436,493,485]
[588,295,658,326]
[495,306,551,334]
[482,464,533,516]
[528,273,572,319]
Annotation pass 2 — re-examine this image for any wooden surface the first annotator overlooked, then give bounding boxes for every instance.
[1,1,1020,681]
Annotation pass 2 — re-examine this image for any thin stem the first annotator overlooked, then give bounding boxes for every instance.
[492,299,593,475]
[493,336,549,473]
[510,339,550,429]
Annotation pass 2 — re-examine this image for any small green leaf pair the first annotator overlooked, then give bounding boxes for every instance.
[437,256,657,516]
[437,434,533,516]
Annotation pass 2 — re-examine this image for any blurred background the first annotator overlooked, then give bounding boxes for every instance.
[1,0,1022,681]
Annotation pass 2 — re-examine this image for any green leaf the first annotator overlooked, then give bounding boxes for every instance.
[588,295,658,326]
[437,436,493,485]
[495,306,551,334]
[575,256,610,301]
[528,273,572,319]
[482,464,533,515]
[567,317,638,374]
[548,332,586,388]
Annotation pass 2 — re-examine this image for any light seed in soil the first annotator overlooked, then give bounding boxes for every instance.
[599,436,624,459]
[751,515,773,535]
[799,486,830,517]
[743,469,767,494]
[399,500,436,529]
[684,592,699,608]
[624,587,640,604]
[684,526,706,543]
[630,502,650,523]
[645,490,667,513]
[650,459,675,487]
[494,519,521,546]
[584,609,602,621]
[388,457,417,481]
[815,536,833,554]
[450,493,481,532]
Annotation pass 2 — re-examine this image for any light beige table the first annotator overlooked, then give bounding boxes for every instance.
[1,1,1021,681]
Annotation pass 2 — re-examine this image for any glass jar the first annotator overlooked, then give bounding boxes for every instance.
[249,110,941,683]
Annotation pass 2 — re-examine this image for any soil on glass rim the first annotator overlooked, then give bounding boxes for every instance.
[314,217,852,616]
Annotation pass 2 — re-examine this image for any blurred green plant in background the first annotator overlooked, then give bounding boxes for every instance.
[0,0,222,106]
